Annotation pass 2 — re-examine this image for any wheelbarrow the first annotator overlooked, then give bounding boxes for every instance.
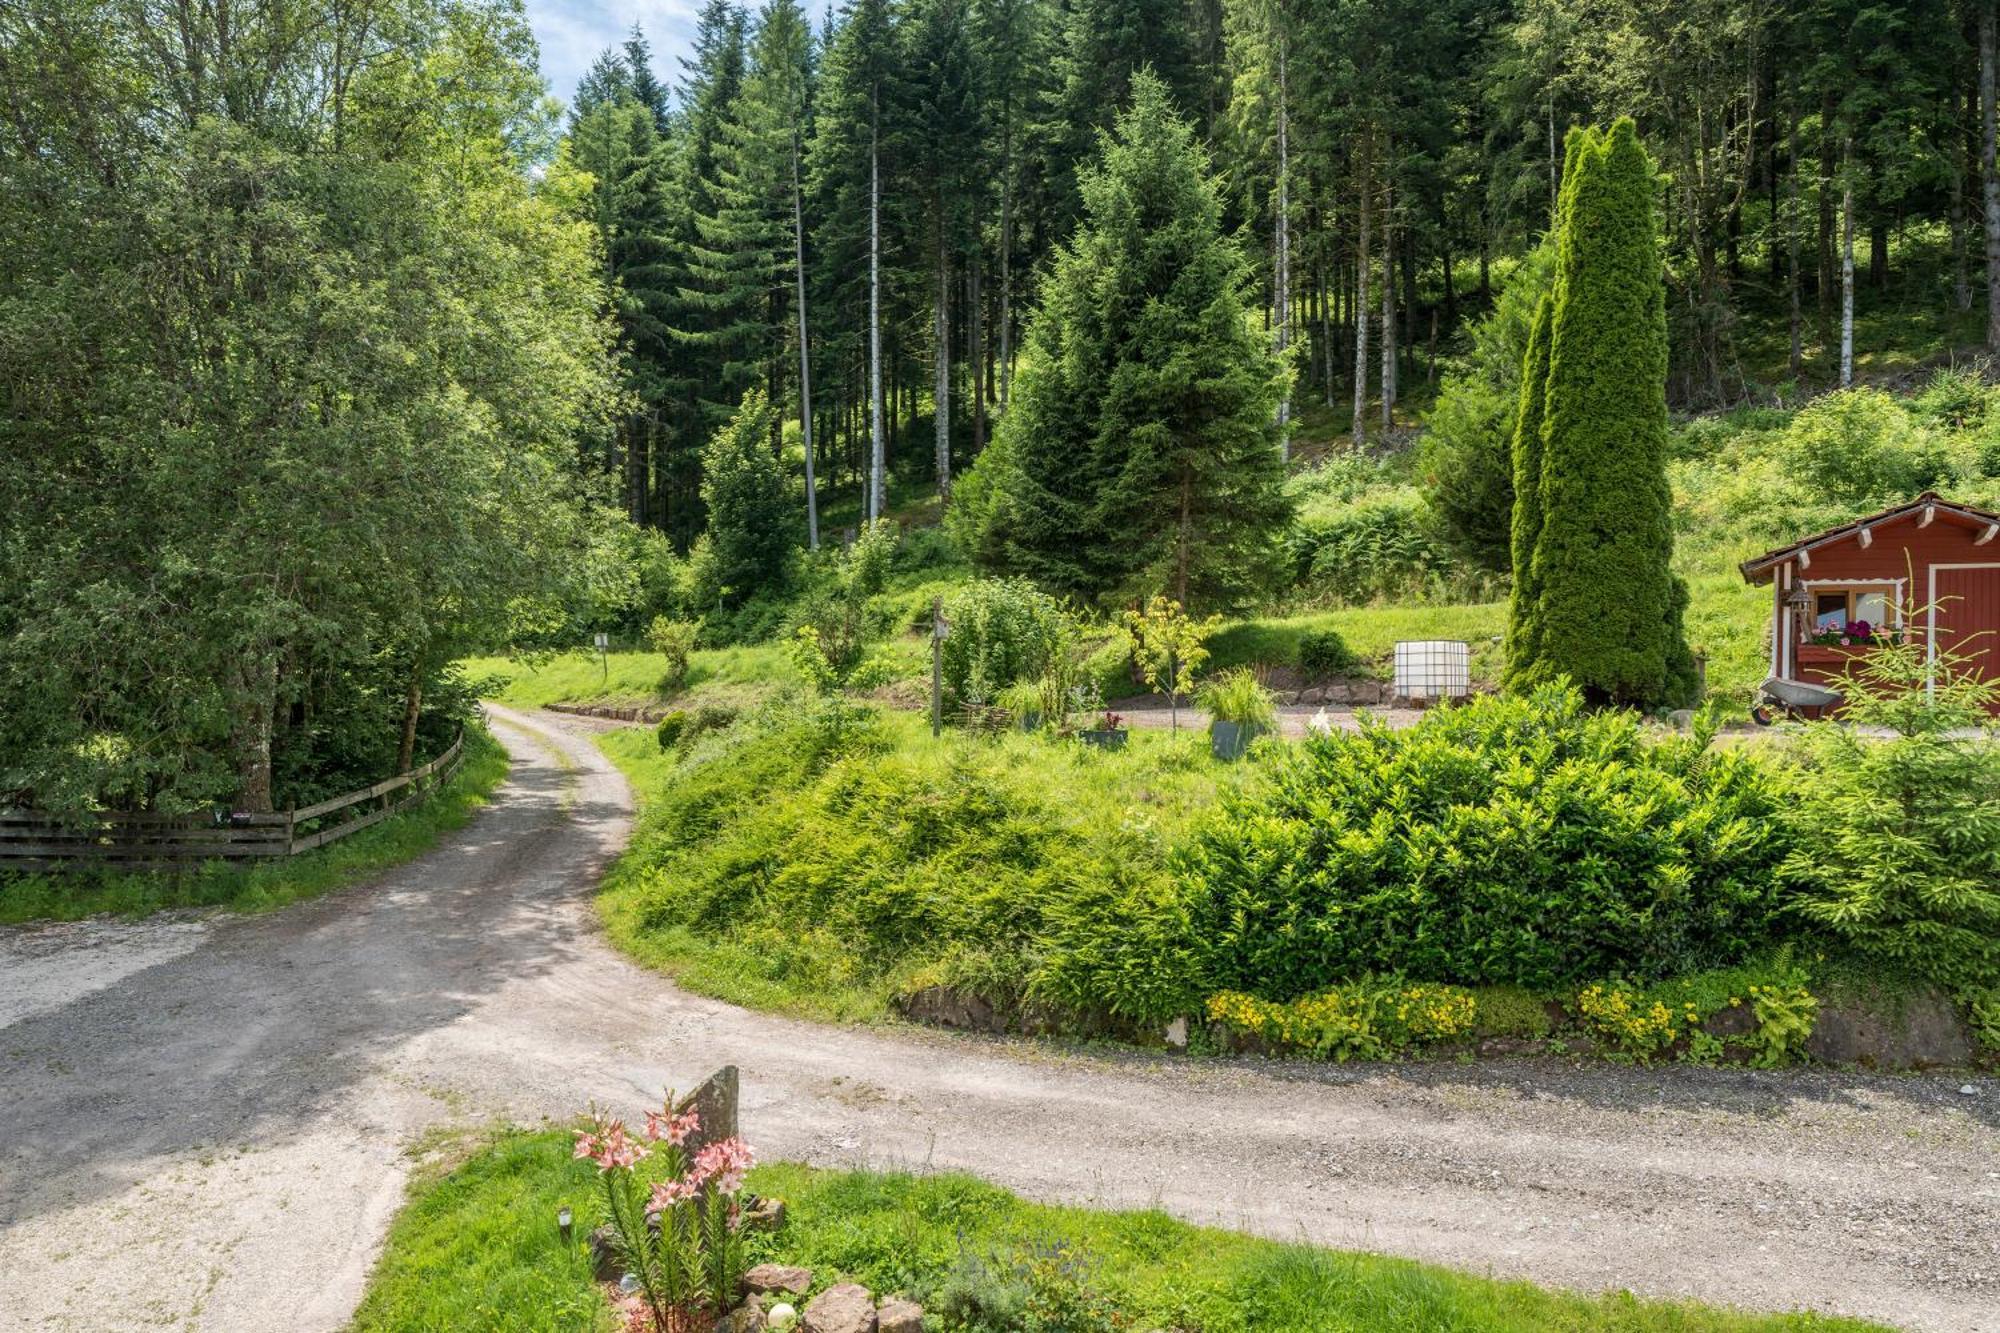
[1750,675,1843,726]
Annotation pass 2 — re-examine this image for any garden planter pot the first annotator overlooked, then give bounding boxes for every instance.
[1210,720,1266,761]
[1016,709,1042,732]
[1079,728,1128,751]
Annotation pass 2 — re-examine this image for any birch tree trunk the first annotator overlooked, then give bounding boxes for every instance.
[1841,136,1855,387]
[934,227,951,500]
[1955,84,1972,314]
[960,262,976,448]
[1274,41,1291,460]
[1787,107,1803,379]
[792,134,818,549]
[1380,165,1396,434]
[397,664,423,774]
[1352,139,1371,448]
[1984,0,2000,348]
[868,97,885,523]
[998,117,1015,411]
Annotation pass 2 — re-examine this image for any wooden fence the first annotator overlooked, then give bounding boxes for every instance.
[0,732,465,872]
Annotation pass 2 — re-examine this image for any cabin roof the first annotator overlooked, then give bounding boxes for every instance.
[1737,492,2000,584]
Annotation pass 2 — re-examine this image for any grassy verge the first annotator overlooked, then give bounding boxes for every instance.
[462,645,797,712]
[352,1129,1880,1333]
[0,726,509,925]
[1206,602,1508,683]
[592,705,1232,1024]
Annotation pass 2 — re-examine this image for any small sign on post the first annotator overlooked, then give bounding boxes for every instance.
[594,631,609,682]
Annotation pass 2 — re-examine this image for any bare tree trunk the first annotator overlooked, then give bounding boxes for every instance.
[1319,259,1334,408]
[968,262,985,452]
[1841,136,1855,387]
[231,654,277,813]
[1547,99,1558,217]
[998,122,1016,411]
[1956,86,1973,314]
[868,99,885,523]
[935,226,951,499]
[1352,139,1371,448]
[397,665,422,775]
[1984,0,2000,348]
[792,135,818,549]
[1818,90,1836,334]
[1800,105,1816,376]
[1274,42,1291,460]
[1380,164,1396,434]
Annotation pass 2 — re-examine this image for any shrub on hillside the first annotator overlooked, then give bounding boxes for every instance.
[1295,629,1357,677]
[1779,640,2000,991]
[1286,489,1468,604]
[1778,388,1970,509]
[1178,684,1792,994]
[646,616,702,692]
[939,579,1073,706]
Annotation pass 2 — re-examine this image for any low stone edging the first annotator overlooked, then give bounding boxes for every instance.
[544,700,670,724]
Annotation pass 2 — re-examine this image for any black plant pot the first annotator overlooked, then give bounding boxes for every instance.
[1079,728,1128,751]
[1209,720,1267,761]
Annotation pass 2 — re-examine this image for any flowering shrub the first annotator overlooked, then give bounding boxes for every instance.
[1574,982,1689,1061]
[1207,980,1476,1061]
[574,1092,755,1331]
[1575,973,1816,1066]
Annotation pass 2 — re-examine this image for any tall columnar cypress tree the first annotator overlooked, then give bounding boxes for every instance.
[1502,290,1553,689]
[1506,118,1691,706]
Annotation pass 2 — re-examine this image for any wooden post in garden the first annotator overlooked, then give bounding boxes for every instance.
[930,596,946,738]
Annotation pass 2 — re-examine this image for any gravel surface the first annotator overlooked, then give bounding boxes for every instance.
[1,704,1995,1332]
[1113,698,1428,737]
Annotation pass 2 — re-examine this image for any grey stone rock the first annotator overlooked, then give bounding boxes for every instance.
[744,1264,814,1296]
[804,1283,877,1333]
[743,1195,787,1231]
[587,1223,621,1281]
[894,985,1004,1033]
[674,1065,739,1168]
[875,1298,925,1333]
[1806,988,1975,1069]
[718,1296,768,1333]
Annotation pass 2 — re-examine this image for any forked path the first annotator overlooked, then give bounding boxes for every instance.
[2,707,1995,1333]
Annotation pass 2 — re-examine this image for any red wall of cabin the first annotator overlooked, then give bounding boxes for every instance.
[1773,511,2000,707]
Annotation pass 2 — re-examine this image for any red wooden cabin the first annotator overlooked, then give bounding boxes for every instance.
[1739,492,2000,709]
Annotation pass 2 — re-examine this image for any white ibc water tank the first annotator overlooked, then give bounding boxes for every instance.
[1393,640,1470,701]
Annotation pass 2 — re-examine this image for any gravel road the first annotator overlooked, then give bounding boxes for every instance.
[2,705,1995,1332]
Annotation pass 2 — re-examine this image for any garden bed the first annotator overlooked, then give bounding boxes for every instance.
[352,1133,1883,1333]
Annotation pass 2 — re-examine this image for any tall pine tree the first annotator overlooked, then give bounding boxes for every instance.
[957,71,1289,610]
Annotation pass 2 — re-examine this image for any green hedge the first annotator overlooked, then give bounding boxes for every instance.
[1177,684,1791,993]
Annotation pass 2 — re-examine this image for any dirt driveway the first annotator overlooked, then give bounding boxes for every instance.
[1,706,1995,1332]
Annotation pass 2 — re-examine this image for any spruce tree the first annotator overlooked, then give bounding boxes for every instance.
[1506,119,1691,706]
[958,72,1289,610]
[701,389,798,601]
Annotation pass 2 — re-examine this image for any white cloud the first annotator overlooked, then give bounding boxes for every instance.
[524,0,833,108]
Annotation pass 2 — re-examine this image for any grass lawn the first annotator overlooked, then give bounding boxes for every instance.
[1207,602,1509,683]
[463,644,798,711]
[0,726,509,925]
[352,1129,1880,1333]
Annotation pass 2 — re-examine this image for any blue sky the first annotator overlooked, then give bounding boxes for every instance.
[524,0,832,107]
